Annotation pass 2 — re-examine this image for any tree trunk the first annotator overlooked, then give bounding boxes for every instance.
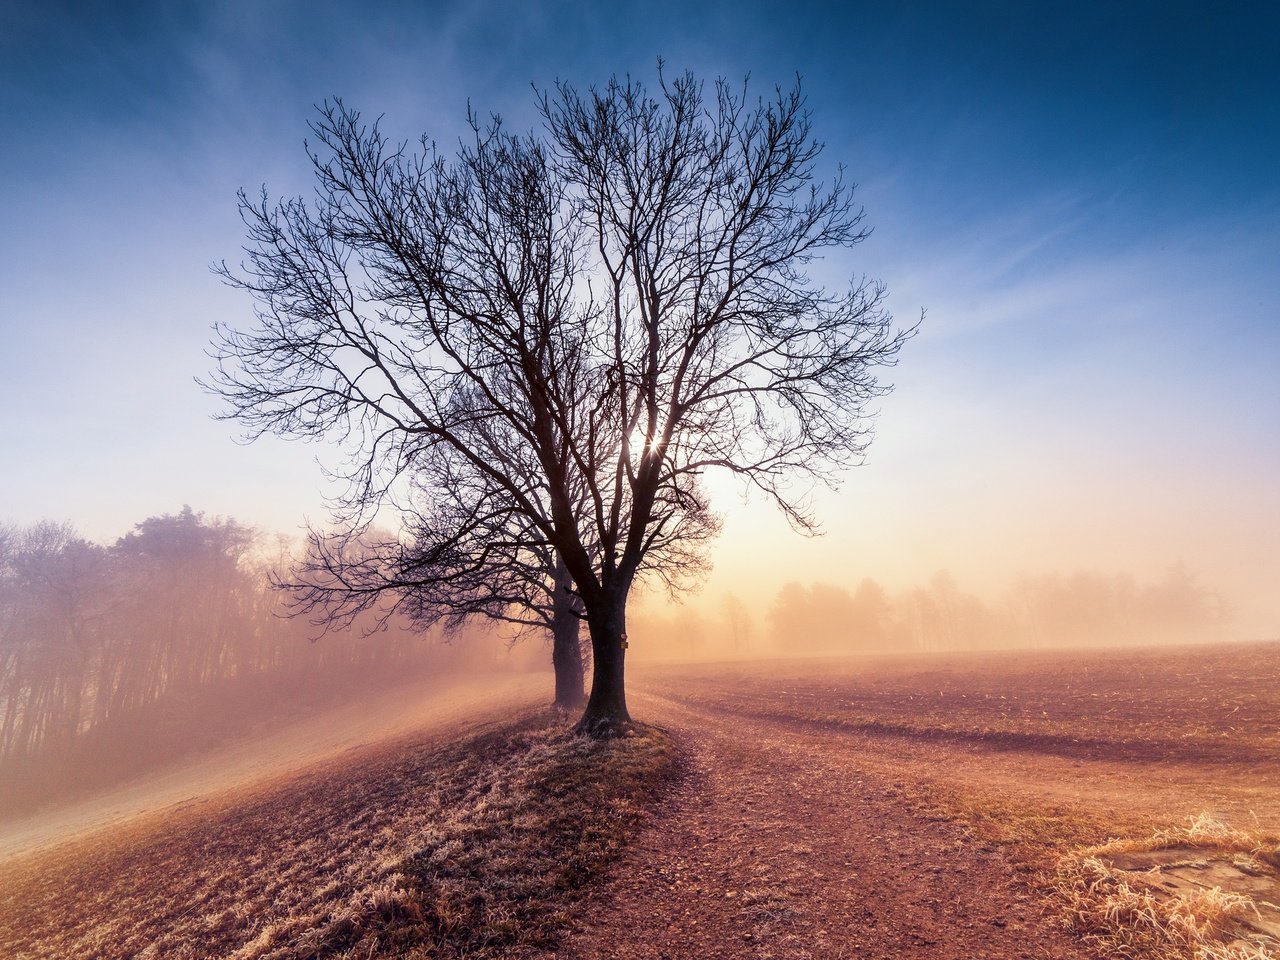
[576,599,631,738]
[551,603,585,710]
[550,556,585,709]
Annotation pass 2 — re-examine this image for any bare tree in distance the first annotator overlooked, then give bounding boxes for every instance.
[284,409,719,710]
[208,66,915,736]
[721,593,754,652]
[294,511,598,709]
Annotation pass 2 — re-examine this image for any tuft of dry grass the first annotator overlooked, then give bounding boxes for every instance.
[0,712,679,960]
[925,798,1280,960]
[1052,816,1280,960]
[1053,854,1263,960]
[1098,814,1277,858]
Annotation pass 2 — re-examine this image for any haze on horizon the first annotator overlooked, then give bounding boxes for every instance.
[1,1,1276,639]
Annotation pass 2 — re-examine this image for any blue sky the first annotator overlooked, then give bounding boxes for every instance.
[2,1,1277,634]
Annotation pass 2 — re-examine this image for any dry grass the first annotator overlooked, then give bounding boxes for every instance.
[1098,814,1280,863]
[0,711,679,959]
[1054,855,1262,960]
[1052,816,1280,960]
[888,743,1280,960]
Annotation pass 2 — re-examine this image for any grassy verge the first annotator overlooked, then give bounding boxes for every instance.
[392,720,679,958]
[0,712,679,959]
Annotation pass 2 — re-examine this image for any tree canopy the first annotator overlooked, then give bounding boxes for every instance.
[209,68,913,734]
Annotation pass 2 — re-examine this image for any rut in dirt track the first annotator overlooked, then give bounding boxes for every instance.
[551,692,1092,960]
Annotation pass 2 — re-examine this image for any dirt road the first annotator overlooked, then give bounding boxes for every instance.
[555,691,1094,960]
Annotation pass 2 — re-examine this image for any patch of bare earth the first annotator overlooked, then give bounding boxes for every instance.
[551,693,1092,960]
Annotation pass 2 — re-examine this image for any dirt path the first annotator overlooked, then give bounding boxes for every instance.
[553,692,1094,960]
[0,672,546,863]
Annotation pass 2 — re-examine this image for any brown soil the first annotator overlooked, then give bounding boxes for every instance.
[553,644,1279,959]
[552,692,1094,960]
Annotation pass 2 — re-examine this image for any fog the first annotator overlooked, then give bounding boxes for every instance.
[625,562,1239,664]
[0,502,1261,825]
[0,508,544,820]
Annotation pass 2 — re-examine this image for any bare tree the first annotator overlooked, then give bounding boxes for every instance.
[208,68,913,735]
[286,411,718,710]
[293,506,597,710]
[720,593,754,652]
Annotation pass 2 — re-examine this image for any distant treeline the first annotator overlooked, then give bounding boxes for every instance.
[1,505,1233,766]
[0,508,477,772]
[630,566,1230,657]
[769,567,1229,653]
